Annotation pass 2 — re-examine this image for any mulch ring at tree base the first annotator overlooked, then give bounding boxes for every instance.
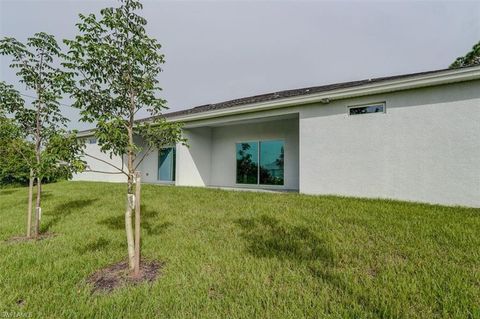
[5,233,56,244]
[87,259,163,293]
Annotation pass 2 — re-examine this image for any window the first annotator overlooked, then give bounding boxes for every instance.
[236,142,258,184]
[260,140,284,185]
[236,140,284,186]
[158,147,175,182]
[349,103,385,116]
[88,138,97,144]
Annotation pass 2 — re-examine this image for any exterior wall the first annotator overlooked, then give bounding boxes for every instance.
[75,116,300,189]
[73,136,172,184]
[72,141,127,183]
[73,79,480,207]
[208,118,299,190]
[135,137,162,184]
[176,127,213,186]
[299,80,480,207]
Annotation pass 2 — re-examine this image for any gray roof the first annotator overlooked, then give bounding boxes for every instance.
[153,66,472,120]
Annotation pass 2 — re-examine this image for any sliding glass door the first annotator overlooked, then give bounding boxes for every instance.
[236,140,284,186]
[259,140,284,185]
[158,147,176,182]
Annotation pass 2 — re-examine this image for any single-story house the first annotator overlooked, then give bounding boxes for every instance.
[74,65,480,207]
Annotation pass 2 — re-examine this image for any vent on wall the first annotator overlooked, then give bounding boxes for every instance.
[348,102,386,116]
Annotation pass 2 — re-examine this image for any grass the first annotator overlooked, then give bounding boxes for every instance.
[0,181,479,318]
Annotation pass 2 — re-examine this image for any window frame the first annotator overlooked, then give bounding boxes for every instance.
[234,138,285,188]
[347,102,386,116]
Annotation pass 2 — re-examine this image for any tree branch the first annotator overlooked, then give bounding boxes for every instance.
[134,145,153,170]
[15,144,33,168]
[84,153,128,176]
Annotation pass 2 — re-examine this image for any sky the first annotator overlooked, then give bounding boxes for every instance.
[1,0,479,131]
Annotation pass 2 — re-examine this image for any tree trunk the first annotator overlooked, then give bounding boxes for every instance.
[26,169,34,238]
[34,177,41,238]
[125,174,135,270]
[134,171,141,276]
[34,76,42,238]
[125,90,138,273]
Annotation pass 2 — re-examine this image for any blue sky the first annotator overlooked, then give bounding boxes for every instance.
[1,0,479,130]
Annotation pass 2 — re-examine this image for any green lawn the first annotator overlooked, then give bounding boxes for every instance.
[0,181,479,318]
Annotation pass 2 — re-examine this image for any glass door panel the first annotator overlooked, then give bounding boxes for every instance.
[158,147,175,181]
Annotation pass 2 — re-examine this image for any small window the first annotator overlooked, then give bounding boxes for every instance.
[88,138,97,144]
[349,103,385,116]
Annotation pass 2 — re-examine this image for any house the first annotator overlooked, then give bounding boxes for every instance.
[74,65,480,207]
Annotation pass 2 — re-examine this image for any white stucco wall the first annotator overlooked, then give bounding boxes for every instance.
[207,118,300,190]
[73,79,479,207]
[72,141,127,183]
[73,117,300,189]
[73,137,174,184]
[299,80,480,207]
[135,137,161,184]
[176,127,213,186]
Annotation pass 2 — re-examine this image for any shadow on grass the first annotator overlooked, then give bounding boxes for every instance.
[235,215,334,264]
[42,199,98,232]
[309,267,395,318]
[0,189,54,197]
[38,191,53,200]
[99,205,173,236]
[0,189,17,195]
[75,237,111,254]
[235,215,390,316]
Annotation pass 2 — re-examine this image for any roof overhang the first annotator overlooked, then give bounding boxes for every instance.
[77,129,96,138]
[76,65,480,136]
[166,65,480,123]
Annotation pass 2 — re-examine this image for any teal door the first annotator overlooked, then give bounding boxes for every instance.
[158,147,175,182]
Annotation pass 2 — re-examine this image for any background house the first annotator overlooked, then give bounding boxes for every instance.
[74,65,480,207]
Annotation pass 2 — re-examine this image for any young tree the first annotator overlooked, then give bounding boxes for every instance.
[450,40,480,68]
[0,34,85,238]
[64,0,185,275]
